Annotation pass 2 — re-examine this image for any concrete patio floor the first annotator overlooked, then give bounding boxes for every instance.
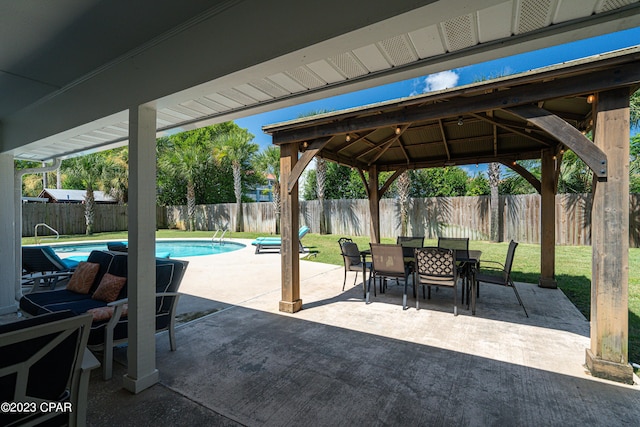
[81,239,640,425]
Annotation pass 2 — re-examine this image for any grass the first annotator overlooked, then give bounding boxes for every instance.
[23,230,640,369]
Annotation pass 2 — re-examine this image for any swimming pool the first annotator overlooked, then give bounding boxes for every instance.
[51,240,245,259]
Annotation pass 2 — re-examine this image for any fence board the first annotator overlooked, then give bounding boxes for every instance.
[21,194,640,247]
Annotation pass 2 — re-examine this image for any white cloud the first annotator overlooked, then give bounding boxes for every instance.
[420,70,460,93]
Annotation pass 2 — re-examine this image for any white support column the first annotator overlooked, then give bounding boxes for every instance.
[0,153,17,314]
[123,104,159,393]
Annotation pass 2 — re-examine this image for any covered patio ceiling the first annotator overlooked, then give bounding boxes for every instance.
[3,0,640,161]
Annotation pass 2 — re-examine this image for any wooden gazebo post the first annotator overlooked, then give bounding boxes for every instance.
[368,165,381,244]
[539,149,557,288]
[279,142,302,313]
[586,88,634,383]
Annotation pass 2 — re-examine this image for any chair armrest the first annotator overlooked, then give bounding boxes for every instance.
[478,260,505,269]
[81,349,101,372]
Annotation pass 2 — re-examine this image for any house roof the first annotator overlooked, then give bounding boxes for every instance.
[39,188,116,203]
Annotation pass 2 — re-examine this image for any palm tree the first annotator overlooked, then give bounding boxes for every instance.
[213,126,258,232]
[158,136,212,231]
[105,147,128,204]
[488,162,502,242]
[62,153,112,235]
[316,157,328,234]
[255,146,282,234]
[397,171,410,236]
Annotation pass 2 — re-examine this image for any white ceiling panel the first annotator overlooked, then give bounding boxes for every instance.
[180,100,217,116]
[441,14,478,51]
[408,26,447,58]
[327,52,368,79]
[515,0,554,34]
[286,66,326,89]
[598,0,637,12]
[205,93,244,109]
[266,73,307,93]
[306,60,345,83]
[352,45,391,73]
[378,35,418,66]
[219,88,259,106]
[477,2,514,42]
[234,83,273,102]
[197,97,229,112]
[553,0,598,22]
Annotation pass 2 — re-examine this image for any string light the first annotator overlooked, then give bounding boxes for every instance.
[586,94,595,104]
[457,117,464,126]
[345,135,351,142]
[395,126,401,135]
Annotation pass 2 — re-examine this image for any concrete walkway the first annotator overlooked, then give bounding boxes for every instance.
[87,239,640,426]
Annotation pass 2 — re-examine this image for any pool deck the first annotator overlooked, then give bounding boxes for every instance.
[7,238,640,425]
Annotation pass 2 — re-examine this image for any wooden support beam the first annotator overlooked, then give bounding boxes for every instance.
[471,112,552,147]
[357,168,370,199]
[279,142,301,313]
[539,149,557,288]
[379,167,407,198]
[286,138,330,193]
[586,88,633,384]
[437,119,451,160]
[504,105,608,180]
[500,161,542,194]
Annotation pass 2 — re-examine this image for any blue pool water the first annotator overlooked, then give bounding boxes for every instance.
[51,240,245,259]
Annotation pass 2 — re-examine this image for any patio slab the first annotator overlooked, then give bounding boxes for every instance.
[86,239,640,426]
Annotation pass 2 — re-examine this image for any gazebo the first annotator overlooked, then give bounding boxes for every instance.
[264,46,640,384]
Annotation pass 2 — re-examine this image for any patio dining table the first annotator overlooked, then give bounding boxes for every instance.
[361,246,481,314]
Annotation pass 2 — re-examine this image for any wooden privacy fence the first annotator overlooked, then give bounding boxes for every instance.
[21,194,640,247]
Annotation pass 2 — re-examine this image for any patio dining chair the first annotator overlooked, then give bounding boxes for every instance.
[338,238,371,295]
[397,236,425,264]
[475,240,528,317]
[367,243,412,310]
[414,247,459,315]
[438,237,471,302]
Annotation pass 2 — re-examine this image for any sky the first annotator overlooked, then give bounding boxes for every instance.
[235,26,640,170]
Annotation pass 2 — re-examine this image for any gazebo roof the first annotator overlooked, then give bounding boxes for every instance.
[264,46,640,175]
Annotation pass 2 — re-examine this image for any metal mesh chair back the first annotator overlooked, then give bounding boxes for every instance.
[504,240,518,277]
[415,247,457,286]
[438,237,469,259]
[340,241,362,268]
[397,236,424,258]
[370,243,405,277]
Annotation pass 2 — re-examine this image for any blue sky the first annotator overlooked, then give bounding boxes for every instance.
[236,26,640,159]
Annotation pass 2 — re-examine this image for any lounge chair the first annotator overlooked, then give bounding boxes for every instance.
[22,246,80,292]
[252,226,310,254]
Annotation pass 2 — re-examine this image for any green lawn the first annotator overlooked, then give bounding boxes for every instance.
[23,230,640,368]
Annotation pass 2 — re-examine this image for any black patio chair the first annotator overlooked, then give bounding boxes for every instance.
[414,247,459,315]
[0,311,99,427]
[338,238,371,295]
[368,243,412,310]
[475,240,528,317]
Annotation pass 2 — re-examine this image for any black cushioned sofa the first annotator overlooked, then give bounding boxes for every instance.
[19,250,189,379]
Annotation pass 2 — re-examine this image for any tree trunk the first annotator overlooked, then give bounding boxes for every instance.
[488,162,502,242]
[397,171,410,236]
[85,188,95,235]
[272,182,281,235]
[316,158,327,234]
[187,180,196,231]
[233,162,244,232]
